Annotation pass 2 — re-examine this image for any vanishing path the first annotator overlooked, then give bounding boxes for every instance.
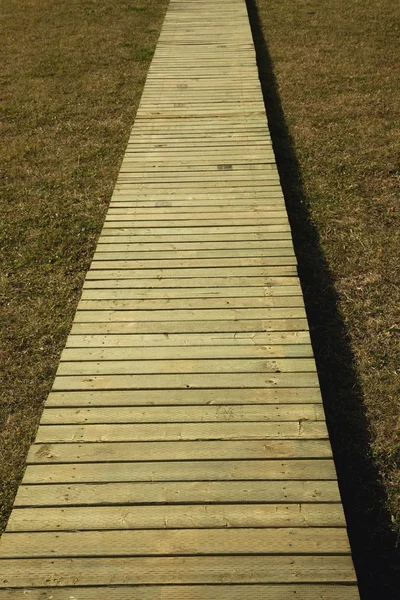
[0,0,359,597]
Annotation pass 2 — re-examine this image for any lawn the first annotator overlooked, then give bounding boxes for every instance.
[249,0,399,595]
[0,0,168,531]
[1,0,399,594]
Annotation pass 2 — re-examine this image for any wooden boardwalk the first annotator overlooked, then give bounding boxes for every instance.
[0,0,360,597]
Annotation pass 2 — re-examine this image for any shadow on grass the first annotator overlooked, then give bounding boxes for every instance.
[245,1,399,597]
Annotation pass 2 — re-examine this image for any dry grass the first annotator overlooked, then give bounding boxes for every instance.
[0,0,168,531]
[251,0,399,593]
[1,0,399,592]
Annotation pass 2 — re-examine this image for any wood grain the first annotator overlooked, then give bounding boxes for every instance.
[0,0,359,596]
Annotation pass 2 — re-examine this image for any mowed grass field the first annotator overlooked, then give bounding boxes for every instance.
[0,0,399,592]
[251,0,399,593]
[0,0,168,530]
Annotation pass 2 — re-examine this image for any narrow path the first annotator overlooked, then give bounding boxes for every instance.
[0,0,360,597]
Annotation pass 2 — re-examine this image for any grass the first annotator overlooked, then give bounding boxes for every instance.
[249,0,399,595]
[0,0,398,593]
[0,0,168,531]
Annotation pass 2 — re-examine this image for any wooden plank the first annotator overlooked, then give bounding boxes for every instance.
[138,102,267,107]
[41,404,324,424]
[69,320,309,335]
[0,528,351,558]
[96,234,294,244]
[128,129,271,135]
[7,501,344,531]
[71,316,307,331]
[90,259,297,272]
[135,99,265,105]
[125,134,272,141]
[112,178,282,186]
[79,286,303,299]
[64,330,311,346]
[14,480,341,506]
[119,155,277,163]
[121,144,275,150]
[123,143,275,150]
[125,115,270,123]
[113,186,284,194]
[98,228,292,237]
[0,556,359,586]
[100,238,292,247]
[0,584,361,600]
[45,386,321,406]
[76,297,303,310]
[115,177,282,186]
[136,111,269,117]
[129,131,263,138]
[86,267,297,280]
[20,458,335,484]
[104,200,284,208]
[125,133,272,140]
[27,440,332,464]
[61,344,313,360]
[137,75,261,80]
[112,188,282,195]
[115,173,280,182]
[114,175,280,182]
[123,144,274,151]
[125,127,271,134]
[83,276,300,288]
[107,207,287,216]
[34,421,328,443]
[127,131,271,136]
[92,249,296,260]
[103,219,289,229]
[51,372,318,391]
[115,162,278,171]
[56,357,315,375]
[118,161,276,171]
[108,200,286,208]
[90,258,297,270]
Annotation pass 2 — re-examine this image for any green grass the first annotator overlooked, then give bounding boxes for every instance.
[251,0,399,592]
[0,0,168,532]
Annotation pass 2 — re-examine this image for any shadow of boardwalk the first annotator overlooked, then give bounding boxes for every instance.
[245,1,399,598]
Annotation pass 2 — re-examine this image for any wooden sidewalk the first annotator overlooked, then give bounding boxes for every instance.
[0,0,360,597]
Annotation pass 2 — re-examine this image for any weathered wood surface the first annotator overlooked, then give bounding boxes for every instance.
[0,0,359,597]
